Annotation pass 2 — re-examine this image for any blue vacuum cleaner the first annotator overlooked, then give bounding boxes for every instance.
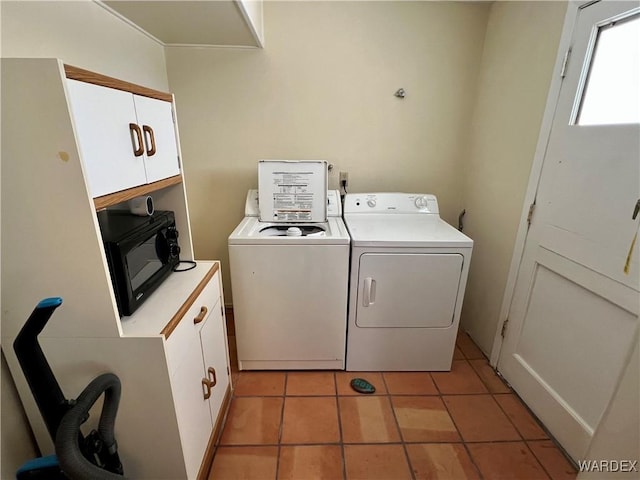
[13,298,126,479]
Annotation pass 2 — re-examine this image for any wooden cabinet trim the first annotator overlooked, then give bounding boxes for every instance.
[161,263,220,339]
[197,384,232,480]
[93,175,182,210]
[65,64,174,103]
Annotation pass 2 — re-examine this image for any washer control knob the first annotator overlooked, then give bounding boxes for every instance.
[415,196,429,209]
[367,199,377,208]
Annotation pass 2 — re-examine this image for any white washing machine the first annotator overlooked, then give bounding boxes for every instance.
[228,188,350,370]
[343,193,473,371]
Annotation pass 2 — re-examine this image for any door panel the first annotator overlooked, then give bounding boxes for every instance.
[168,327,211,480]
[133,95,180,183]
[517,256,636,428]
[200,299,230,425]
[66,80,147,197]
[540,124,639,289]
[498,0,640,461]
[356,253,463,328]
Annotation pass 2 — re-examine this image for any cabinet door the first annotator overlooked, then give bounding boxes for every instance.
[356,253,464,328]
[165,270,221,478]
[200,299,230,425]
[169,317,213,480]
[133,95,180,183]
[66,80,147,197]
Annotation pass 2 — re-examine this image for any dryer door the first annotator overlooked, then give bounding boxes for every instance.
[355,253,463,328]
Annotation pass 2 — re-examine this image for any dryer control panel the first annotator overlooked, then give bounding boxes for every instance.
[343,193,439,214]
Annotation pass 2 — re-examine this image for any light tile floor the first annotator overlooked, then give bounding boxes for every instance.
[210,332,577,479]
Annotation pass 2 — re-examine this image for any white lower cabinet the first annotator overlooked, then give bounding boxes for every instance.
[165,271,230,479]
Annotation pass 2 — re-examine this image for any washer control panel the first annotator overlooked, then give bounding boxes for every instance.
[245,189,343,217]
[343,193,439,214]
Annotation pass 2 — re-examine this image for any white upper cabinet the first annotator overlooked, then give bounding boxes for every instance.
[66,79,180,198]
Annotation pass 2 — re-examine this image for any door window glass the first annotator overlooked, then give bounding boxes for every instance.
[577,14,639,125]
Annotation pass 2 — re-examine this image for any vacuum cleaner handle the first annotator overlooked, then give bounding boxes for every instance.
[13,297,68,441]
[55,373,127,479]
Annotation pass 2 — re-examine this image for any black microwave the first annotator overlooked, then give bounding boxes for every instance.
[97,209,180,316]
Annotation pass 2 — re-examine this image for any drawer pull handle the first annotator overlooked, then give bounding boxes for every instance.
[202,378,211,400]
[129,123,144,157]
[193,306,208,324]
[207,367,217,387]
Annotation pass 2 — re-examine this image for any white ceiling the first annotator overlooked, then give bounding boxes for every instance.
[101,1,261,47]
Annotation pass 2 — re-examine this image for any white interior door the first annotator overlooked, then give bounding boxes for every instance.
[498,0,639,462]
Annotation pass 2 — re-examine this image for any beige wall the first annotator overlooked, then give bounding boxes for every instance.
[1,1,169,474]
[1,0,168,90]
[459,1,568,354]
[166,1,491,301]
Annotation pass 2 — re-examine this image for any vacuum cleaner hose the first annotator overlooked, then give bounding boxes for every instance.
[55,373,127,479]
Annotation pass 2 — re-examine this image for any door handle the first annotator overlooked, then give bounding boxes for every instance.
[201,378,211,400]
[142,125,156,157]
[363,277,376,307]
[207,367,217,387]
[129,123,144,157]
[193,306,208,325]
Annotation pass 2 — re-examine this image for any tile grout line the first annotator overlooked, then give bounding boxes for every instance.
[438,363,486,480]
[219,360,573,479]
[233,391,531,397]
[488,388,556,478]
[491,392,541,440]
[216,439,565,447]
[457,335,561,479]
[464,334,579,475]
[468,357,513,395]
[381,373,418,480]
[522,440,554,480]
[430,368,444,396]
[274,373,288,480]
[333,372,348,480]
[455,337,510,479]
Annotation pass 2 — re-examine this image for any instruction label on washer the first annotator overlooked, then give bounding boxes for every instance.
[258,160,327,222]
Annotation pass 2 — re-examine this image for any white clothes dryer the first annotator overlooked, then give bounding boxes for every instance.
[228,190,350,370]
[343,193,473,371]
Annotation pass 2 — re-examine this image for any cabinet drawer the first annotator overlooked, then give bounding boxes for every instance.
[164,271,221,377]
